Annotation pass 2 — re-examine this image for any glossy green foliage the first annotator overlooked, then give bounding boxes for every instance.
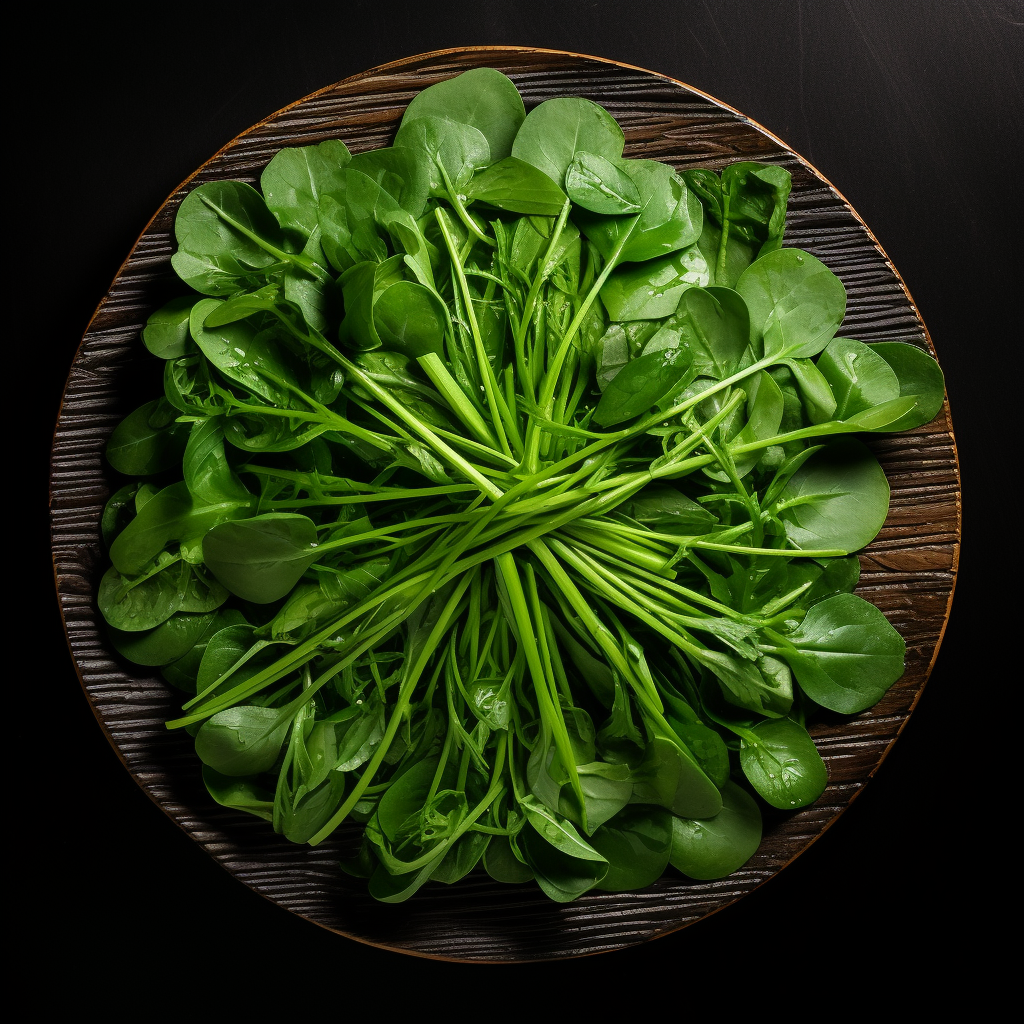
[600,246,710,321]
[400,67,526,162]
[771,439,890,553]
[203,514,320,603]
[260,139,352,239]
[466,157,567,216]
[738,718,828,809]
[106,399,189,476]
[669,781,762,879]
[737,248,846,358]
[777,594,906,713]
[576,157,703,264]
[870,341,946,430]
[143,297,196,358]
[172,180,291,295]
[512,96,624,187]
[593,347,692,426]
[98,67,943,906]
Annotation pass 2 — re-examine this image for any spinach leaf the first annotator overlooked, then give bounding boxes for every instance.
[593,347,693,426]
[565,152,642,214]
[143,297,196,359]
[260,139,352,239]
[738,717,828,809]
[203,514,321,603]
[172,180,291,294]
[770,438,890,553]
[778,593,906,713]
[400,67,525,162]
[736,248,846,358]
[590,806,672,891]
[106,399,189,476]
[870,341,947,430]
[195,705,293,776]
[512,96,624,187]
[669,781,762,879]
[576,157,703,265]
[600,246,710,321]
[466,157,567,216]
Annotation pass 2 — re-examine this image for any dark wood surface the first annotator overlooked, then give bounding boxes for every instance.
[30,0,1017,1009]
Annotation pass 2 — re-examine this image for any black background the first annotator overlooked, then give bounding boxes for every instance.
[34,0,1018,1011]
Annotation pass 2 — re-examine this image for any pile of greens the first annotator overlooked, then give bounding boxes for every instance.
[98,69,944,903]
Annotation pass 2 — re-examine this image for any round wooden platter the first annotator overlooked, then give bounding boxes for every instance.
[50,46,960,962]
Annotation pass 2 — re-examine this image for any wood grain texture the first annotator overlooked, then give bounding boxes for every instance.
[49,46,960,963]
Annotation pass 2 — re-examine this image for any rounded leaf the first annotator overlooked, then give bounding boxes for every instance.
[736,248,846,357]
[781,593,906,713]
[669,781,762,880]
[773,438,889,553]
[195,705,291,776]
[739,717,828,809]
[203,513,320,603]
[590,806,673,892]
[870,341,946,431]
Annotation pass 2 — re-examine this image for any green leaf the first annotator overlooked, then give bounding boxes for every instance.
[393,116,490,195]
[108,481,191,575]
[339,256,406,352]
[260,139,352,239]
[106,399,189,476]
[520,795,607,861]
[483,835,535,884]
[736,248,846,358]
[738,717,828,809]
[600,246,710,321]
[700,650,793,719]
[108,611,217,667]
[349,146,430,220]
[577,158,703,265]
[616,485,718,534]
[430,830,491,885]
[817,336,900,420]
[267,560,388,641]
[517,820,609,903]
[172,180,288,295]
[99,560,185,632]
[574,761,634,832]
[202,767,275,823]
[203,514,320,603]
[629,734,723,819]
[593,346,693,426]
[195,705,292,776]
[780,593,906,713]
[669,781,762,879]
[372,280,448,358]
[771,438,890,553]
[512,96,624,188]
[143,297,196,358]
[869,341,946,431]
[673,286,751,379]
[190,298,299,404]
[376,758,439,842]
[590,806,672,891]
[401,67,525,162]
[183,419,251,506]
[466,156,567,215]
[565,151,642,214]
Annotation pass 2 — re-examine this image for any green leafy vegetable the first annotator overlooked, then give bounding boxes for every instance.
[98,68,944,905]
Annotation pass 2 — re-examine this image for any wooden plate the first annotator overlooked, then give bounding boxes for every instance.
[49,46,960,962]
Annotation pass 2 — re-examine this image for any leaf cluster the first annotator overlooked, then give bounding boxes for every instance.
[98,69,944,903]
